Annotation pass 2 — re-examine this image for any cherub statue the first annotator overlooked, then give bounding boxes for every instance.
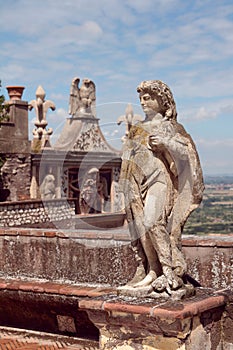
[69,77,96,117]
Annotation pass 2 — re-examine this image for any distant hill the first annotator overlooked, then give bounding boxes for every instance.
[204,175,233,184]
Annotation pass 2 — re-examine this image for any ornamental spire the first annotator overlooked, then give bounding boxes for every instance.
[29,85,56,151]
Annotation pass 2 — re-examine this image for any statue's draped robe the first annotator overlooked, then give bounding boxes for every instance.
[120,118,204,276]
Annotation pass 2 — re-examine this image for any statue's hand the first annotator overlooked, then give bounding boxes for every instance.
[148,135,165,149]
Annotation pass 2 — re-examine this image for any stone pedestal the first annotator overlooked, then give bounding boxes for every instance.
[79,289,233,350]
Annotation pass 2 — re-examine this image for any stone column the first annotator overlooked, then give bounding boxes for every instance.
[55,166,62,198]
[30,165,38,199]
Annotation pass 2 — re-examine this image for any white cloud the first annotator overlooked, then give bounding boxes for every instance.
[49,107,67,120]
[220,104,233,114]
[181,106,218,121]
[195,107,217,121]
[197,138,233,148]
[47,21,103,47]
[179,96,233,123]
[1,64,26,82]
[196,139,233,175]
[50,93,68,102]
[47,108,68,138]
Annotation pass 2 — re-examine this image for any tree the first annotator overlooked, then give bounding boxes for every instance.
[0,80,9,122]
[0,80,8,169]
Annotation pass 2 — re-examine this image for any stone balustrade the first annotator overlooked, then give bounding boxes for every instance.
[0,199,75,227]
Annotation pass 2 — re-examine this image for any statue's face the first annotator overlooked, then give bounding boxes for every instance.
[47,177,55,191]
[139,92,163,119]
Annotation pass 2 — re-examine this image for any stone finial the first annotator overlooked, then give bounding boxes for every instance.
[6,86,25,101]
[29,85,55,151]
[117,104,143,140]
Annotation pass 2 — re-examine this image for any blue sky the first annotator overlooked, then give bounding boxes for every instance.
[1,0,233,175]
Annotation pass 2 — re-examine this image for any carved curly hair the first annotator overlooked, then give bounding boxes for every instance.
[137,80,177,120]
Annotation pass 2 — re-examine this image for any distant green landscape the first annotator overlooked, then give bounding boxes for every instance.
[183,175,233,235]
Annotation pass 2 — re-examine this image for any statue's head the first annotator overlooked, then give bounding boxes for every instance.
[72,77,80,87]
[40,174,55,199]
[137,80,177,120]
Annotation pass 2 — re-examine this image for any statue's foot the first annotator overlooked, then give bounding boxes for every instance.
[163,266,183,290]
[152,269,183,294]
[132,270,157,288]
[151,275,167,292]
[126,265,146,286]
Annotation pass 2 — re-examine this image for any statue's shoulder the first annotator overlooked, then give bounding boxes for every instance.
[172,121,190,139]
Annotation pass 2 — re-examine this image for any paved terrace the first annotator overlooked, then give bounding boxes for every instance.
[0,326,97,349]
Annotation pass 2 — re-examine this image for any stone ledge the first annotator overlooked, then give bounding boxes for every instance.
[79,292,227,320]
[0,278,228,321]
[0,198,74,206]
[1,228,233,247]
[182,233,233,247]
[0,227,130,240]
[0,278,115,298]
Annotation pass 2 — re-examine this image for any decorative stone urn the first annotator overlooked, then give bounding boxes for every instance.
[6,86,25,101]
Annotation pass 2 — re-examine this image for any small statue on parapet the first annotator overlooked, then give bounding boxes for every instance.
[79,168,100,215]
[69,77,96,117]
[79,168,109,214]
[118,80,204,299]
[40,174,56,200]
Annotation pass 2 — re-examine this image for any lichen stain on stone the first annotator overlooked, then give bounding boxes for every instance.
[211,249,228,289]
[110,311,133,318]
[177,318,192,339]
[151,335,183,350]
[186,317,211,350]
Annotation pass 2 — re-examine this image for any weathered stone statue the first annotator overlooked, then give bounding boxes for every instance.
[97,175,109,212]
[119,80,204,298]
[40,174,56,200]
[79,168,100,215]
[69,77,96,117]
